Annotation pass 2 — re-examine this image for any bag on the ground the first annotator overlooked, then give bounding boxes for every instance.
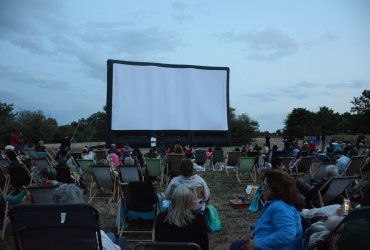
[248,187,262,213]
[203,204,221,233]
[245,185,258,204]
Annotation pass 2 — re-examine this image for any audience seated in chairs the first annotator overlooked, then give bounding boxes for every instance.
[296,165,339,208]
[165,159,210,212]
[155,184,209,250]
[51,184,125,249]
[230,169,304,250]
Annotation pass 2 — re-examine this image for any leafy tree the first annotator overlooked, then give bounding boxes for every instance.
[350,90,370,133]
[284,108,316,138]
[315,106,340,136]
[16,110,59,144]
[229,107,259,144]
[0,100,18,145]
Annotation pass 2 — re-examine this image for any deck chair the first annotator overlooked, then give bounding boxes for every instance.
[134,242,201,250]
[225,151,241,175]
[145,158,163,187]
[0,167,10,196]
[8,166,33,189]
[344,155,366,178]
[77,159,94,190]
[55,167,76,184]
[194,150,207,172]
[33,159,51,172]
[166,154,184,182]
[212,149,225,171]
[278,157,293,169]
[94,150,107,161]
[36,151,47,159]
[0,194,9,240]
[313,163,333,180]
[236,157,257,184]
[0,159,11,168]
[314,176,356,207]
[318,207,370,250]
[117,181,157,240]
[89,165,116,203]
[70,152,82,160]
[9,203,103,250]
[294,156,315,176]
[24,185,59,204]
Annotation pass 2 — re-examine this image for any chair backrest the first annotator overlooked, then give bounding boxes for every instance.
[337,207,370,250]
[9,204,103,250]
[238,157,255,173]
[70,152,82,160]
[119,166,141,183]
[145,158,161,177]
[226,151,241,166]
[36,151,47,159]
[278,157,293,169]
[247,151,259,157]
[77,159,94,176]
[345,155,366,177]
[297,156,315,174]
[0,159,11,168]
[55,167,75,184]
[8,166,31,188]
[33,159,50,172]
[24,150,38,159]
[321,176,356,204]
[124,181,156,212]
[167,154,184,177]
[25,185,59,204]
[90,165,115,190]
[212,149,224,163]
[313,163,333,180]
[94,150,107,161]
[194,150,207,164]
[134,242,201,250]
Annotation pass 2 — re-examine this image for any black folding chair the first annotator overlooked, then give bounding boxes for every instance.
[9,203,103,250]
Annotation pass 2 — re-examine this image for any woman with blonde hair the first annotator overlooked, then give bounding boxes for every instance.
[155,184,209,250]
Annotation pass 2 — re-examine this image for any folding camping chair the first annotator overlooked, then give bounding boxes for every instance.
[293,156,315,176]
[24,185,59,204]
[314,176,356,207]
[32,159,51,172]
[344,155,366,178]
[194,149,207,172]
[166,154,184,182]
[225,151,241,175]
[134,242,201,250]
[117,181,157,241]
[89,165,116,203]
[8,165,33,189]
[212,149,225,171]
[236,157,257,184]
[9,204,103,250]
[145,158,163,187]
[77,159,94,189]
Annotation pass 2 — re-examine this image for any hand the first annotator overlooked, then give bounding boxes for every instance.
[247,239,255,250]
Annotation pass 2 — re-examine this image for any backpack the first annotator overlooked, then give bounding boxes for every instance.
[203,204,221,233]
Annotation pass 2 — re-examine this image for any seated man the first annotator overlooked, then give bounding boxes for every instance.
[335,150,350,175]
[52,184,125,250]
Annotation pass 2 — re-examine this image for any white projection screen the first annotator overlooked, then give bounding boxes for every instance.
[106,60,230,146]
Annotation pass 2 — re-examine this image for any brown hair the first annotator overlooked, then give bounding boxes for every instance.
[174,144,184,154]
[180,158,194,177]
[263,169,304,211]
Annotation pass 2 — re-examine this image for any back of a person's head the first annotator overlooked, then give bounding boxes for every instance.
[168,184,195,227]
[325,165,338,178]
[263,169,304,211]
[174,144,184,154]
[124,156,135,166]
[180,158,194,177]
[52,184,83,204]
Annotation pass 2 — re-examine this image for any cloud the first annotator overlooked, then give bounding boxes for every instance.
[325,79,370,89]
[219,27,299,61]
[304,31,339,47]
[171,0,193,22]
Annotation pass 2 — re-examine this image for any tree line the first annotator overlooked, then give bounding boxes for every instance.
[1,90,368,146]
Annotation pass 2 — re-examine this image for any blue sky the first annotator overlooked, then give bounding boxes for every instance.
[0,0,369,132]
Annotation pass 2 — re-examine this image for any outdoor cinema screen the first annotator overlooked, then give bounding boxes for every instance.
[106,60,230,145]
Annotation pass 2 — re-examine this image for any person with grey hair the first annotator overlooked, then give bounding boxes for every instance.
[164,158,210,212]
[297,165,339,208]
[51,184,125,250]
[154,184,209,250]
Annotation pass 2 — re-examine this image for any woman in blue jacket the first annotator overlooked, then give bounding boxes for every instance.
[231,169,304,250]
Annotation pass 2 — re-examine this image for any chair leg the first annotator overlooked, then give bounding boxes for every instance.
[236,171,241,184]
